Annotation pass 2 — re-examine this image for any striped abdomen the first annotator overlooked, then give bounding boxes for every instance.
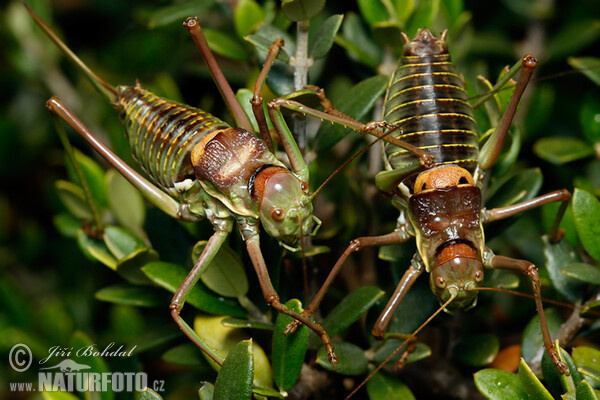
[383,41,479,181]
[116,86,230,190]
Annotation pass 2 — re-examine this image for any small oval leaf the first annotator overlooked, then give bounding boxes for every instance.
[518,358,554,400]
[454,334,500,367]
[572,189,600,261]
[474,369,528,400]
[142,261,246,317]
[562,263,600,284]
[272,299,309,391]
[316,341,368,375]
[192,240,249,298]
[366,371,416,400]
[310,14,343,59]
[281,0,325,21]
[95,283,168,307]
[534,137,594,165]
[214,340,254,400]
[106,169,146,237]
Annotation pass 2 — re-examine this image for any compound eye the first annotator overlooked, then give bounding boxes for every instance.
[271,208,285,221]
[300,181,309,194]
[474,270,483,282]
[435,276,446,288]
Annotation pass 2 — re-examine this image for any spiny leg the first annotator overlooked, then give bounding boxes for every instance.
[250,39,285,152]
[183,17,253,133]
[478,55,537,170]
[171,224,233,366]
[244,235,337,366]
[267,98,435,169]
[286,230,410,334]
[484,249,569,374]
[482,189,571,242]
[46,96,190,221]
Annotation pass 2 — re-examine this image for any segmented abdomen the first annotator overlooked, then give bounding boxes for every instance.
[383,54,479,178]
[116,86,229,189]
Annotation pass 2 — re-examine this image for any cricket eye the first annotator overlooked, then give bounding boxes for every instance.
[474,270,483,282]
[300,181,309,194]
[271,208,285,221]
[436,276,446,288]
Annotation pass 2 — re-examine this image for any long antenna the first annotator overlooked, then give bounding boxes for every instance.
[473,286,600,317]
[344,291,457,400]
[22,0,117,102]
[310,126,400,201]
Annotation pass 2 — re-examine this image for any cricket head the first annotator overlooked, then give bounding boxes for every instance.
[429,242,483,310]
[252,166,319,249]
[408,165,485,310]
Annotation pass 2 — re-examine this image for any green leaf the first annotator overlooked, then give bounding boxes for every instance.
[67,149,108,208]
[562,263,600,284]
[372,340,431,365]
[56,179,93,220]
[198,382,214,400]
[316,341,368,375]
[142,261,246,317]
[95,283,168,307]
[116,248,158,285]
[518,359,553,400]
[394,0,416,23]
[234,0,265,38]
[543,236,585,302]
[140,388,163,400]
[53,212,81,238]
[77,230,117,269]
[521,308,563,362]
[192,315,272,388]
[454,334,500,367]
[335,13,382,68]
[214,340,254,400]
[42,392,80,400]
[534,137,594,165]
[272,299,309,391]
[541,345,579,395]
[485,168,542,209]
[106,169,146,238]
[568,57,600,87]
[310,14,343,59]
[252,387,285,399]
[245,25,294,62]
[204,28,250,62]
[474,369,528,400]
[579,367,600,385]
[357,0,390,26]
[103,225,146,260]
[573,346,600,372]
[366,371,416,400]
[162,343,208,367]
[576,380,599,400]
[314,75,389,151]
[573,189,600,261]
[311,286,385,347]
[192,240,249,298]
[281,0,325,22]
